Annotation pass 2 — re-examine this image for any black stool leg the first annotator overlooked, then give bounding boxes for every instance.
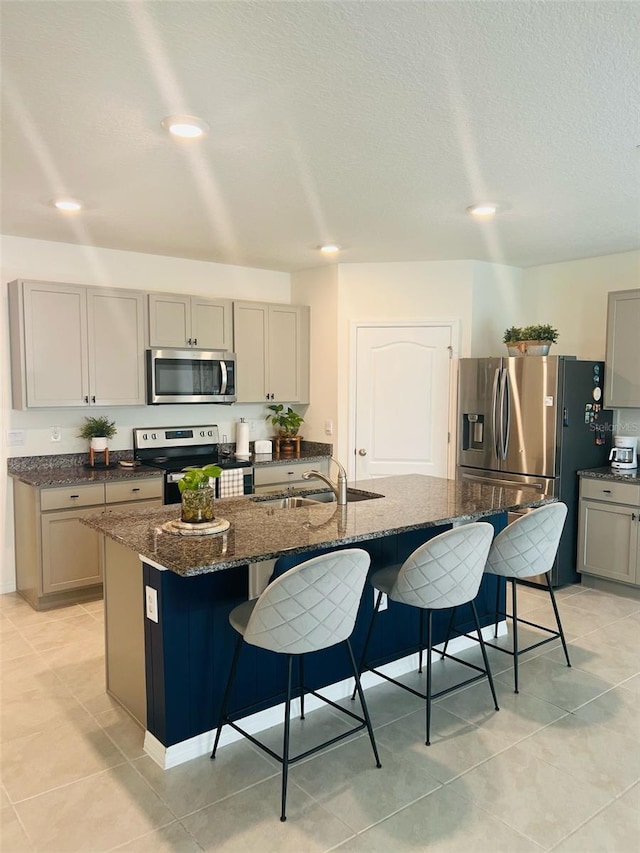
[351,589,383,701]
[470,600,499,712]
[280,655,294,822]
[211,633,243,759]
[299,654,305,719]
[511,579,520,694]
[425,609,433,746]
[418,609,425,673]
[494,577,501,638]
[346,639,381,768]
[545,572,571,668]
[439,606,457,659]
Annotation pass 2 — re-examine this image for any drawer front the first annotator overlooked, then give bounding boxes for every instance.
[106,478,163,504]
[253,459,327,487]
[580,478,640,506]
[40,483,105,511]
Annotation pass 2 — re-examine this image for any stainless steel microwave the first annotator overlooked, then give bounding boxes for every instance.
[146,348,237,404]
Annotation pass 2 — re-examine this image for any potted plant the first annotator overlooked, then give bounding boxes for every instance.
[78,415,117,451]
[178,464,222,524]
[503,325,559,356]
[264,404,304,438]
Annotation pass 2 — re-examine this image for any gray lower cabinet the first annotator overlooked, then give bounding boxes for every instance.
[13,477,162,610]
[604,288,640,408]
[253,458,329,494]
[577,478,640,587]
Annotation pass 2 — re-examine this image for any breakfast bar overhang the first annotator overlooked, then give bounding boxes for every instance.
[83,474,553,768]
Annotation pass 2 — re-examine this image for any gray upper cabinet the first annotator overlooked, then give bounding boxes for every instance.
[233,301,310,403]
[148,292,232,350]
[604,289,640,408]
[8,279,146,409]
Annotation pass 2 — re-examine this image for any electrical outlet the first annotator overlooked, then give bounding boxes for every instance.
[324,420,333,435]
[51,426,61,442]
[145,586,158,623]
[375,590,388,611]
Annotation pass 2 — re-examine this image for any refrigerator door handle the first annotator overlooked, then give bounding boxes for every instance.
[460,472,544,491]
[500,369,511,460]
[491,368,501,459]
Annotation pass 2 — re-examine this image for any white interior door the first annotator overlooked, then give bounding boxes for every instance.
[353,324,452,480]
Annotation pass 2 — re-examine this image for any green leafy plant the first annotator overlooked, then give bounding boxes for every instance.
[264,404,304,437]
[78,416,117,440]
[178,464,222,494]
[503,325,559,344]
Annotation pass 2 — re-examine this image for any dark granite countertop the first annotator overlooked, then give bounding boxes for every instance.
[7,454,162,488]
[80,473,553,577]
[251,450,330,467]
[578,466,640,483]
[7,446,330,487]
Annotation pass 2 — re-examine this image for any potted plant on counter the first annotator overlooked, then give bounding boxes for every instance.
[265,404,304,439]
[78,415,117,451]
[178,464,222,524]
[503,325,559,356]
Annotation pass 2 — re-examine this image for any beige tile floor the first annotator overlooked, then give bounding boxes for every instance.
[1,582,638,852]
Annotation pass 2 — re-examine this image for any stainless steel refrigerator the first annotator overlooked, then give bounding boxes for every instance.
[457,356,612,586]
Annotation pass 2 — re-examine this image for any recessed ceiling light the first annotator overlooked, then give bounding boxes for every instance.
[319,244,342,254]
[467,203,497,218]
[161,115,209,138]
[52,198,82,212]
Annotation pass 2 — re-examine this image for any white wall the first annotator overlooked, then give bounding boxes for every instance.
[290,265,338,446]
[521,250,640,360]
[1,235,291,591]
[470,262,524,356]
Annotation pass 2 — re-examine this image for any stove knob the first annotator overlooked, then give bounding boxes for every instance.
[151,433,157,440]
[200,430,206,437]
[143,433,148,440]
[208,430,213,436]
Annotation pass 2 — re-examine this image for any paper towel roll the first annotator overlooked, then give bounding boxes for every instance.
[236,419,250,457]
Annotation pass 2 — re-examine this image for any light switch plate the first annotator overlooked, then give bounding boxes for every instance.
[145,586,158,623]
[7,430,25,446]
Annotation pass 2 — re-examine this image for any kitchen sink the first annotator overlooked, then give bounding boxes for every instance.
[305,488,384,503]
[251,488,383,508]
[253,496,321,509]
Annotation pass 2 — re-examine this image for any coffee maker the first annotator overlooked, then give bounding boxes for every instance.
[609,435,638,470]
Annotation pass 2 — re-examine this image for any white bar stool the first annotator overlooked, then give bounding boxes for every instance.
[482,501,571,693]
[211,548,381,822]
[355,523,499,746]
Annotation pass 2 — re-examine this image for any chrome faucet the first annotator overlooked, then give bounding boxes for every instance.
[302,457,348,506]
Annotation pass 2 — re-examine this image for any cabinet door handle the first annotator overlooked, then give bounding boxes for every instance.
[187,338,192,346]
[131,487,140,492]
[84,396,89,403]
[602,489,612,494]
[270,393,275,400]
[70,494,80,500]
[193,338,198,346]
[632,512,637,521]
[91,396,96,404]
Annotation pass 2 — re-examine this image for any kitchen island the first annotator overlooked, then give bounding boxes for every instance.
[83,474,552,768]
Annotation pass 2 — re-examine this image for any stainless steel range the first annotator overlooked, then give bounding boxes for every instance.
[133,424,253,504]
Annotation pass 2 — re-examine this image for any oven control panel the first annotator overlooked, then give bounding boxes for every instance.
[133,424,220,451]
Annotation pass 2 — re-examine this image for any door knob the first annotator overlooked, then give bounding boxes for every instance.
[358,448,367,456]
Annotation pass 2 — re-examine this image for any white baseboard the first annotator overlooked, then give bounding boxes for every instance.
[145,620,508,770]
[0,583,17,595]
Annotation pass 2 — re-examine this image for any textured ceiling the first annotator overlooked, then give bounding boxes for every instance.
[1,1,639,272]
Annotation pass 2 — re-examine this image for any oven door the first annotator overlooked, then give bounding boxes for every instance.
[147,349,236,404]
[165,468,253,504]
